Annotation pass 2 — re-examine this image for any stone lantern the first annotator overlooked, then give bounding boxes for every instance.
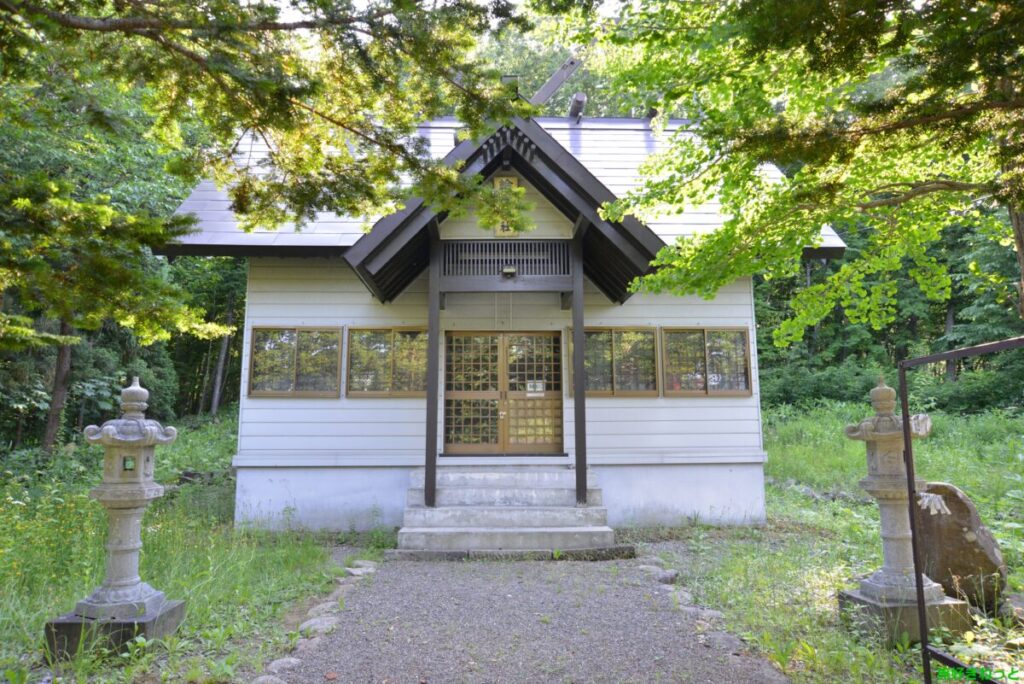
[838,378,970,644]
[46,378,185,659]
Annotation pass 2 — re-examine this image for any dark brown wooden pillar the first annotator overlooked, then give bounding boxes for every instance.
[425,235,441,507]
[571,235,587,504]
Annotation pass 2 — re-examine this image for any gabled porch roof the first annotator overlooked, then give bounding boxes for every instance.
[344,117,665,304]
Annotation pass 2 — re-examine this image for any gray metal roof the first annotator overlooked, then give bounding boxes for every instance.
[169,117,845,257]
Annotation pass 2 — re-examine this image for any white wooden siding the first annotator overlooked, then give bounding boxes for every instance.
[236,257,764,467]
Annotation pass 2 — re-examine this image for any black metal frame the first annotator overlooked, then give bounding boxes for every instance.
[898,334,1024,684]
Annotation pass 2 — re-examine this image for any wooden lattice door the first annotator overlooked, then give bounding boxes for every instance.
[444,332,563,455]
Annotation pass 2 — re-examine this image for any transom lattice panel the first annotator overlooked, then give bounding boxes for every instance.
[442,240,570,277]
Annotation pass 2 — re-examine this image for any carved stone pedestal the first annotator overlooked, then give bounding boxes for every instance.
[838,379,970,645]
[45,600,186,660]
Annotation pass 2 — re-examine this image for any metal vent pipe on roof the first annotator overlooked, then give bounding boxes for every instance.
[568,92,587,122]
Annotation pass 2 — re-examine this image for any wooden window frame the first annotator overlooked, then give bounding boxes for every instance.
[247,327,343,398]
[568,327,661,398]
[661,327,753,397]
[346,326,429,398]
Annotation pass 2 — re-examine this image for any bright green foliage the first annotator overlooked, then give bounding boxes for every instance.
[462,180,536,233]
[755,213,1024,409]
[589,0,1024,344]
[0,174,221,346]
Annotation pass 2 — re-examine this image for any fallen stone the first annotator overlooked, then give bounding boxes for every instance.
[345,566,375,577]
[351,559,377,569]
[915,482,1008,611]
[298,616,339,636]
[266,657,302,674]
[293,637,322,654]
[637,565,662,575]
[251,677,286,684]
[635,555,665,567]
[327,585,354,601]
[677,605,723,620]
[656,569,679,585]
[704,631,745,654]
[307,601,341,618]
[673,588,694,605]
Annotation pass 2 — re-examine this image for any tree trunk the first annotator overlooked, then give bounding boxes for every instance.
[1011,207,1024,318]
[197,340,214,414]
[41,320,73,452]
[209,290,236,416]
[945,301,957,382]
[14,413,24,450]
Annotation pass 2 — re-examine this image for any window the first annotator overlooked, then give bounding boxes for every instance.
[347,328,428,396]
[570,328,659,396]
[249,328,341,397]
[662,328,751,396]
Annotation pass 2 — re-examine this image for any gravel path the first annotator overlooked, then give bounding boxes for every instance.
[272,553,788,684]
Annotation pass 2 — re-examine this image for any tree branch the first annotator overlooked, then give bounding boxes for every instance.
[857,180,993,209]
[286,98,417,162]
[2,1,396,34]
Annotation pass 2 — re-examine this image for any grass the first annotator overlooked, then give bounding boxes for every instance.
[645,401,1024,683]
[0,409,336,682]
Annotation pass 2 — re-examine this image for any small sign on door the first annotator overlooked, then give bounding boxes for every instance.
[526,381,545,397]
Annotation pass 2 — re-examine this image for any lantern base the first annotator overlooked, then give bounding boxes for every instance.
[839,588,969,646]
[45,599,185,660]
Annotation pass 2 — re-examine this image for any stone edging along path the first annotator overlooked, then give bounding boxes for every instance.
[249,550,789,684]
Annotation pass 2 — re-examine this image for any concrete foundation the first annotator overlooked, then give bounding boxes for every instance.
[45,600,185,659]
[234,461,767,531]
[235,466,414,530]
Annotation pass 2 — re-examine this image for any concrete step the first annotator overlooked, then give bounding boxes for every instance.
[403,505,608,528]
[409,467,596,489]
[406,487,603,507]
[397,525,616,551]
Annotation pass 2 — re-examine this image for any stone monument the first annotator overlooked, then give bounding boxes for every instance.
[838,378,971,645]
[45,378,185,659]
